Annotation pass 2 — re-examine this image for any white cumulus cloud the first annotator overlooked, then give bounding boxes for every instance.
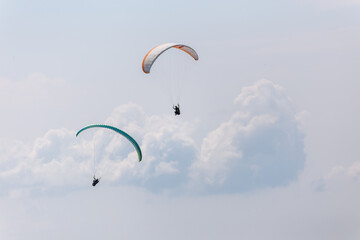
[191,79,305,193]
[0,80,306,195]
[0,103,197,194]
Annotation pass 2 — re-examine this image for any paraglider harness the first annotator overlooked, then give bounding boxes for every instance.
[92,176,101,186]
[173,104,180,116]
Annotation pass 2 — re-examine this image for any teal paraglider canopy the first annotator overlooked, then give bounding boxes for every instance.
[76,124,142,162]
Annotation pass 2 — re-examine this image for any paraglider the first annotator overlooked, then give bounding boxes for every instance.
[76,124,142,186]
[142,43,198,115]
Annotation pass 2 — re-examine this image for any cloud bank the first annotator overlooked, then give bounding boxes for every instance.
[0,80,306,195]
[191,80,305,193]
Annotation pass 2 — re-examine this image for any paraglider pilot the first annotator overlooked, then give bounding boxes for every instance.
[92,176,100,186]
[173,104,180,116]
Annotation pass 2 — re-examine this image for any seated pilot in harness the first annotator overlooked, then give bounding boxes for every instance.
[92,176,101,186]
[173,104,180,116]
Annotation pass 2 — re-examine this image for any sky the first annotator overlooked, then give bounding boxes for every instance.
[0,0,360,239]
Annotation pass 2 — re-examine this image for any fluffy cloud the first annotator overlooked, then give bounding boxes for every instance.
[100,102,198,192]
[315,161,360,192]
[0,80,306,195]
[191,80,305,193]
[0,128,86,195]
[0,102,197,194]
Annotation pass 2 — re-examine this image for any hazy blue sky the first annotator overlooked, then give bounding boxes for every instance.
[0,0,360,239]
